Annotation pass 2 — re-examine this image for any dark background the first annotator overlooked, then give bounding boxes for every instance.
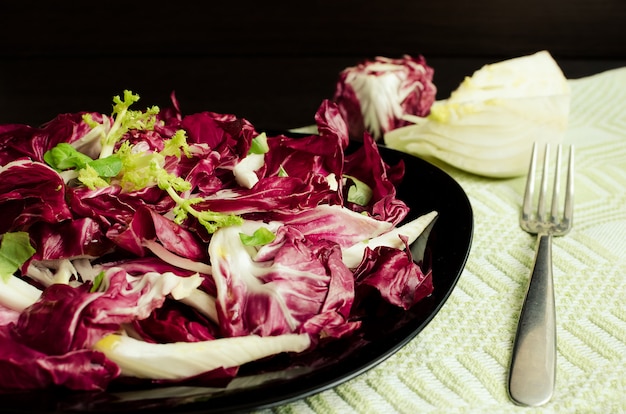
[1,0,625,131]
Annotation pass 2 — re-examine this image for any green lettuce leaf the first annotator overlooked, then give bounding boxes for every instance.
[0,232,36,283]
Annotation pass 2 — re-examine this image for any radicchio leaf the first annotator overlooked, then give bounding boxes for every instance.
[344,134,409,224]
[11,268,202,354]
[0,160,72,233]
[209,220,359,339]
[354,235,433,309]
[0,325,120,391]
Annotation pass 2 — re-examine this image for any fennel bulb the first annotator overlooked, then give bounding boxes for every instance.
[384,51,571,177]
[93,332,311,380]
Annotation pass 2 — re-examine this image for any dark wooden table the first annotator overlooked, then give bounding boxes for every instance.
[2,1,626,132]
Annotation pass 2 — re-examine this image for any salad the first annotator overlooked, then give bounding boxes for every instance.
[0,91,437,392]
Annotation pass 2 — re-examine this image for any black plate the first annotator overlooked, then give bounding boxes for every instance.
[1,145,473,414]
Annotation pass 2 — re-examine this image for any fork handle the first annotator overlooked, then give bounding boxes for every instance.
[508,233,557,406]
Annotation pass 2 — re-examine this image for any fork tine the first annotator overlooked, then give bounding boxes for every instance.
[521,142,538,225]
[550,145,563,223]
[537,144,551,223]
[563,145,575,229]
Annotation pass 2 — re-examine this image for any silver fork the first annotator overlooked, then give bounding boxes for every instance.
[508,142,574,406]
